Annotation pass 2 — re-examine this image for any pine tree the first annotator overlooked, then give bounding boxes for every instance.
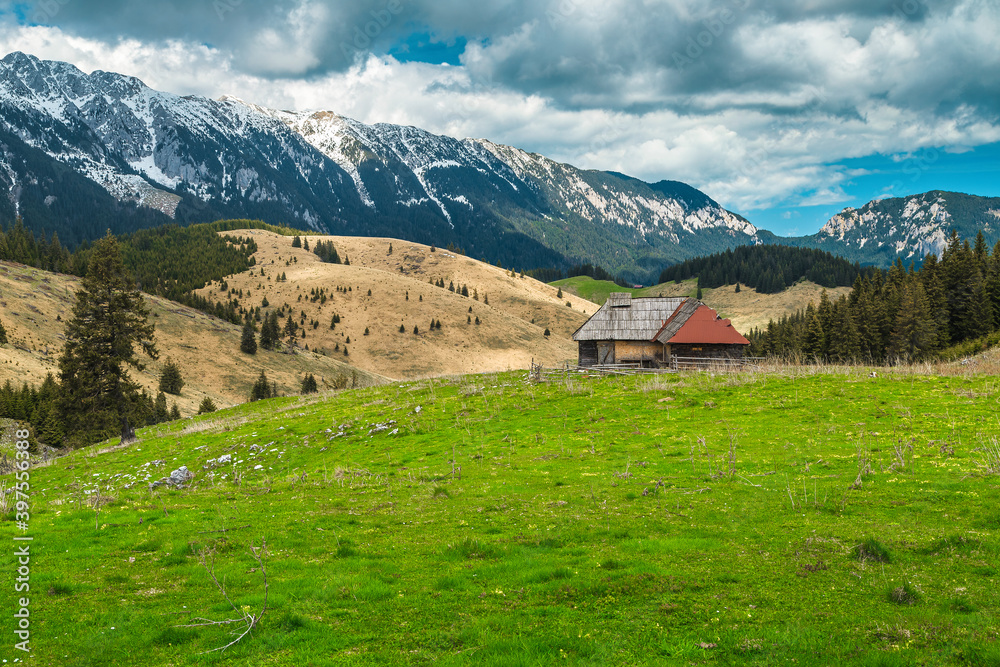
[158,358,184,394]
[57,232,158,447]
[260,312,279,350]
[197,397,217,414]
[170,403,181,421]
[413,325,419,335]
[888,279,937,362]
[802,305,825,361]
[284,314,298,341]
[544,328,551,337]
[399,323,406,333]
[557,287,563,299]
[300,373,318,394]
[292,235,302,248]
[250,370,273,402]
[826,298,861,363]
[734,283,741,293]
[240,320,258,355]
[153,391,169,424]
[0,318,6,344]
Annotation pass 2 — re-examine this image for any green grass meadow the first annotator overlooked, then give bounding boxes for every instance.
[4,367,1000,665]
[550,276,694,304]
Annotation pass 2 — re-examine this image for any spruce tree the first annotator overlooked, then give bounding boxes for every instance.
[284,315,298,341]
[240,320,258,355]
[197,397,217,414]
[153,391,169,424]
[300,373,318,394]
[802,305,825,361]
[292,235,302,248]
[826,298,861,363]
[260,312,279,350]
[250,370,273,402]
[159,358,184,394]
[888,280,937,362]
[0,318,6,344]
[57,232,158,447]
[170,403,181,421]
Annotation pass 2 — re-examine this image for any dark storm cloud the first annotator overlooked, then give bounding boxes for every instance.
[19,0,998,120]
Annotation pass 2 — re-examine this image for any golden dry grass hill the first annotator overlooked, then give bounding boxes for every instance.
[0,261,385,414]
[194,229,596,379]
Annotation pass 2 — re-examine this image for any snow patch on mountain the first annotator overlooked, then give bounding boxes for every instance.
[819,193,954,259]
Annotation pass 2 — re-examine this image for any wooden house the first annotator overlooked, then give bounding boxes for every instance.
[572,293,749,367]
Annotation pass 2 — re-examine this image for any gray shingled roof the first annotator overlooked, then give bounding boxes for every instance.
[572,295,687,341]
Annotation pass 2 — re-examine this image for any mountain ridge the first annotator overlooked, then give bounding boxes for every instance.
[2,51,999,278]
[0,51,761,281]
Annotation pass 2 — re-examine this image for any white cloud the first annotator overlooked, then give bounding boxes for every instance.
[0,0,998,225]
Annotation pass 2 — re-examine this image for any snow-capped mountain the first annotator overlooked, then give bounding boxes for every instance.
[0,52,760,281]
[809,191,1000,265]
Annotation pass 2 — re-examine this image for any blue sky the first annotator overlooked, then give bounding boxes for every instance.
[0,0,997,237]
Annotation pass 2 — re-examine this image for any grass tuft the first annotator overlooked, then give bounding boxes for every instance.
[47,582,74,596]
[948,596,978,613]
[855,537,892,563]
[887,582,920,606]
[445,537,502,560]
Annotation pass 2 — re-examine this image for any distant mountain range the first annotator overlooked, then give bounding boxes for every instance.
[1,51,998,281]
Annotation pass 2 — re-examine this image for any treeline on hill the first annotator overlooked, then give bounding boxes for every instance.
[528,263,630,287]
[659,244,879,294]
[747,231,1000,362]
[0,218,316,325]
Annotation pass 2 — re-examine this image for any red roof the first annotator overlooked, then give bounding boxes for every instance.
[667,305,750,345]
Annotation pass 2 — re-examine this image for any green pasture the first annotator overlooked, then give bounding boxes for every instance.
[3,366,1000,665]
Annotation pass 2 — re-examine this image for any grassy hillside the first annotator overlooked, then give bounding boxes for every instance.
[193,230,597,379]
[0,261,386,414]
[553,276,851,334]
[5,364,1000,665]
